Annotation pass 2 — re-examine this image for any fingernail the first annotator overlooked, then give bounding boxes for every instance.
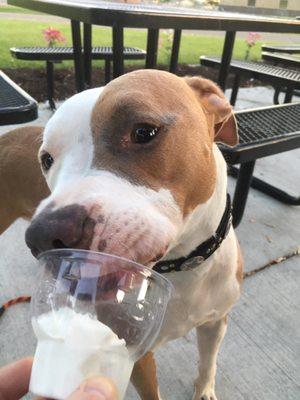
[82,377,116,400]
[83,387,106,400]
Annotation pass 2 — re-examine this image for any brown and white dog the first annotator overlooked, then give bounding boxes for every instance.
[2,70,243,400]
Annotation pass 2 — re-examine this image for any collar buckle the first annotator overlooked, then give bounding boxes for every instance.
[226,214,232,236]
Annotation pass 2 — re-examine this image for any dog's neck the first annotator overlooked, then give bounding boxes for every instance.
[165,145,228,261]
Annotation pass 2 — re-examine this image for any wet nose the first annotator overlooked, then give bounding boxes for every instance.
[25,204,94,257]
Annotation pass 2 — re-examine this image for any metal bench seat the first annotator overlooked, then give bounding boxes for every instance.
[11,46,146,109]
[10,46,146,61]
[261,52,300,100]
[200,56,300,105]
[218,103,300,226]
[0,70,37,126]
[261,45,300,54]
[262,51,300,70]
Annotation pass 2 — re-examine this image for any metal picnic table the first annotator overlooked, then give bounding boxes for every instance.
[7,0,300,93]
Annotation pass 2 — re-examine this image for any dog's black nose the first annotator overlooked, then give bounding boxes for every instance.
[25,204,94,257]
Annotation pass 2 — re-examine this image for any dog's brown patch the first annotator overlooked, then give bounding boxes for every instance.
[91,70,236,216]
[75,216,97,250]
[131,352,160,400]
[0,126,49,235]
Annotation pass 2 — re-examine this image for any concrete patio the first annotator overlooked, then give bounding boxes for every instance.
[0,86,299,399]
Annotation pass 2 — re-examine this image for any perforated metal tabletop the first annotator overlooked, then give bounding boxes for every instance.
[237,103,300,145]
[220,103,300,164]
[7,0,300,31]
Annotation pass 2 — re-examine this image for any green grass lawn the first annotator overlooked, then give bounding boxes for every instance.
[0,19,265,69]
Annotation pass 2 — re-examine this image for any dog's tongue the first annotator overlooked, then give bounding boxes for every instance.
[96,269,137,300]
[62,260,141,302]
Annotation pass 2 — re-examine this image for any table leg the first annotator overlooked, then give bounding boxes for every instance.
[112,25,124,78]
[104,60,111,84]
[232,161,255,227]
[146,28,159,69]
[284,85,294,103]
[273,87,280,104]
[218,31,236,91]
[71,20,85,92]
[46,61,55,110]
[230,73,241,106]
[229,165,300,207]
[169,29,182,74]
[83,23,92,87]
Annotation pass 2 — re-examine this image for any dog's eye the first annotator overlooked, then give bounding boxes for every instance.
[131,124,159,144]
[41,152,54,171]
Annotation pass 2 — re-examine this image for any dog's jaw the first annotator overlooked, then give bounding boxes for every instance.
[38,170,182,264]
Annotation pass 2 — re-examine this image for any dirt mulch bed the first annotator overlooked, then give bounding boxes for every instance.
[3,64,253,103]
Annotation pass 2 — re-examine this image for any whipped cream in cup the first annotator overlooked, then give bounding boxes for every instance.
[30,307,134,400]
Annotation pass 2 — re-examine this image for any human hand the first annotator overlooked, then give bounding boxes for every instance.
[0,358,118,400]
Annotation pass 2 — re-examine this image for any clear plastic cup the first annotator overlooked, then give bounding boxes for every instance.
[29,249,173,400]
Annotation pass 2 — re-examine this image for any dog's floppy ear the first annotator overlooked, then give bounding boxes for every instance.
[184,76,238,147]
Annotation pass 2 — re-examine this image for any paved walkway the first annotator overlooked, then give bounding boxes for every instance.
[0,87,299,399]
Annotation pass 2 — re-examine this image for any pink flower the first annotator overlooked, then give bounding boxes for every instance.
[42,27,66,46]
[246,32,261,47]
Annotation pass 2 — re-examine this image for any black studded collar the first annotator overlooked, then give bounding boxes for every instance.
[153,194,232,274]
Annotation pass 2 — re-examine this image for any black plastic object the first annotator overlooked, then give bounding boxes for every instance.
[262,51,300,69]
[262,45,300,54]
[10,46,146,61]
[0,70,37,126]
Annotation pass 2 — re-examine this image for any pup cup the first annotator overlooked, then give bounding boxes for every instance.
[29,249,172,400]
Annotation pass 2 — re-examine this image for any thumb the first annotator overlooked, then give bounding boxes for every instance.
[67,377,119,400]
